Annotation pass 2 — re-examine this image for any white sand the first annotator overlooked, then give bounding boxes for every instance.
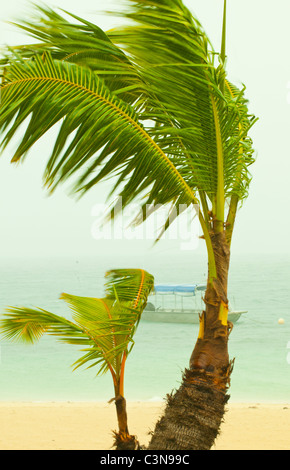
[0,401,289,450]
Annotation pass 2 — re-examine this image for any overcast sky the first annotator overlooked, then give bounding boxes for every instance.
[0,0,290,260]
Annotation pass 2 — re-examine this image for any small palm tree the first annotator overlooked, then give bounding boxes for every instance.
[0,1,257,449]
[0,268,154,450]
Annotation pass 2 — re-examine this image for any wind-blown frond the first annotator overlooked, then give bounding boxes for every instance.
[105,268,154,310]
[1,5,143,103]
[0,269,154,380]
[0,1,257,242]
[108,0,257,205]
[0,306,87,344]
[0,51,196,210]
[224,80,256,198]
[59,293,142,375]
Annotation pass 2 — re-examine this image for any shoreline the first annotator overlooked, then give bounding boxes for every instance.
[0,401,289,450]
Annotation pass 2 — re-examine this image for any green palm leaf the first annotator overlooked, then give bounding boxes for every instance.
[109,0,257,207]
[0,2,257,226]
[59,294,139,376]
[0,1,257,270]
[0,269,154,381]
[1,5,143,103]
[0,306,89,344]
[0,50,196,210]
[105,268,154,310]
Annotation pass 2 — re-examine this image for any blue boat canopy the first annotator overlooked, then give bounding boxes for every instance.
[153,284,206,295]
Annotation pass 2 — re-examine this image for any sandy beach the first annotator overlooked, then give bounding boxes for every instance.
[0,401,289,450]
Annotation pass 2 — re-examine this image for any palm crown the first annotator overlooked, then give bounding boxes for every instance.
[0,1,257,263]
[0,1,258,450]
[0,268,154,386]
[0,267,154,449]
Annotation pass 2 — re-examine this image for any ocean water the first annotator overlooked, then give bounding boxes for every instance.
[0,252,290,403]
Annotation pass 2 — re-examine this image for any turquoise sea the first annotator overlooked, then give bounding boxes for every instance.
[0,252,290,403]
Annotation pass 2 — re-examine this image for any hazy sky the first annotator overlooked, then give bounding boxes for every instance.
[1,0,290,260]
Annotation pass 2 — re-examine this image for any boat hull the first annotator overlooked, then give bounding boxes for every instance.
[141,309,246,324]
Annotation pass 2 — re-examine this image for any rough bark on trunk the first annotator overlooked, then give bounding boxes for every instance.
[113,395,141,450]
[148,367,232,450]
[148,231,234,450]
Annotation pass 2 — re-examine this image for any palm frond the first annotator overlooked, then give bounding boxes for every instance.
[59,293,139,373]
[105,268,154,310]
[1,5,143,104]
[0,269,154,380]
[0,1,257,241]
[0,306,87,344]
[0,51,196,210]
[109,0,257,205]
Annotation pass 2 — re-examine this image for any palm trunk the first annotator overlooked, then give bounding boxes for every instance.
[113,382,140,450]
[148,231,234,450]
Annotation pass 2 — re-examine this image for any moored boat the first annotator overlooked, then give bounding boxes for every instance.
[142,284,247,324]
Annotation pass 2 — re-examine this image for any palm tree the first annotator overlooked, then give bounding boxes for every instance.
[0,1,257,450]
[0,268,154,450]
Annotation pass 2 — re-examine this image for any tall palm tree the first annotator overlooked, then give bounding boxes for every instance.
[0,1,257,449]
[0,268,154,450]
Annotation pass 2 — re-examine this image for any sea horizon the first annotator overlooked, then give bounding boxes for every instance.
[1,252,290,404]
